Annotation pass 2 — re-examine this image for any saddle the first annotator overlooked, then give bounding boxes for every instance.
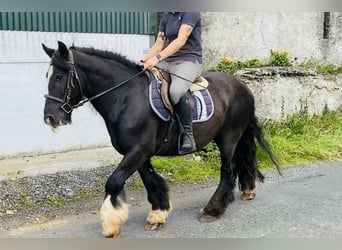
[148,67,214,123]
[149,67,209,113]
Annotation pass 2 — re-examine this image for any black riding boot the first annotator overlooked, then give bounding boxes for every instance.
[174,95,196,154]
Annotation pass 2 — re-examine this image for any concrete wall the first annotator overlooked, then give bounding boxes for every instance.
[0,31,152,157]
[202,12,342,69]
[236,68,342,121]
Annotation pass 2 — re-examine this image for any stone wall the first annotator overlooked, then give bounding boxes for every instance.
[236,67,342,120]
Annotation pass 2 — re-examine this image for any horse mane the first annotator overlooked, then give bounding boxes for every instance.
[70,46,140,70]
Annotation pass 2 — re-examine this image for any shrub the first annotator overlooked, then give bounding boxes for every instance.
[217,57,245,74]
[269,50,292,66]
[245,58,262,68]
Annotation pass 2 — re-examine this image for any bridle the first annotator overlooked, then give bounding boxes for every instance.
[44,50,84,114]
[44,49,145,114]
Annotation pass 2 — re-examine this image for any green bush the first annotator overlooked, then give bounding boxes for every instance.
[245,58,262,67]
[217,57,244,74]
[216,57,262,74]
[269,50,292,66]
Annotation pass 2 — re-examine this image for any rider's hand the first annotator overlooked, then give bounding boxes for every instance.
[138,59,145,67]
[142,57,158,70]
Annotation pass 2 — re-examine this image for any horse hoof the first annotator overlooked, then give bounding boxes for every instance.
[103,226,121,238]
[145,222,164,231]
[241,189,256,201]
[199,214,218,223]
[199,208,218,223]
[104,231,120,238]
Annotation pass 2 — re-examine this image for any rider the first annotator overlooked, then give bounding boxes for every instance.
[139,12,202,154]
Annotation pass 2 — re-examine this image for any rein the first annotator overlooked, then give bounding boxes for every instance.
[74,69,145,110]
[45,50,145,114]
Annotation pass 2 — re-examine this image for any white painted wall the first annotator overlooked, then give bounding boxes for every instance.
[0,31,152,157]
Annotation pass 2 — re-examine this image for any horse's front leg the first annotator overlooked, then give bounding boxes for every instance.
[138,159,172,231]
[100,150,148,238]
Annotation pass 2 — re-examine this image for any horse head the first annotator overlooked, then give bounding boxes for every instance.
[42,41,83,132]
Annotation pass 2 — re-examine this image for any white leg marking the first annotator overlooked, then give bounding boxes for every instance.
[100,195,129,238]
[146,202,172,230]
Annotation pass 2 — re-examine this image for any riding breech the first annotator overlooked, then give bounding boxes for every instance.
[157,59,202,104]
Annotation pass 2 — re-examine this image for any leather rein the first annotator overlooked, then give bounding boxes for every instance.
[44,49,145,114]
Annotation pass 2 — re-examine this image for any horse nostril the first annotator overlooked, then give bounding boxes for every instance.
[44,115,55,125]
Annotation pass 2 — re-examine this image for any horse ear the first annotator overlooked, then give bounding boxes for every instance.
[42,43,55,58]
[57,41,69,60]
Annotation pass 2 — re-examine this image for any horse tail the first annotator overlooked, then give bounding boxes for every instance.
[232,115,281,187]
[249,115,282,176]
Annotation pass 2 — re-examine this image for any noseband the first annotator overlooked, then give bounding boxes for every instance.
[44,50,83,114]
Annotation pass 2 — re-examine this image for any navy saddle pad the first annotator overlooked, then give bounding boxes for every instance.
[149,79,214,123]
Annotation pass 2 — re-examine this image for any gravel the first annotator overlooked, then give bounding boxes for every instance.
[0,162,177,230]
[0,165,124,228]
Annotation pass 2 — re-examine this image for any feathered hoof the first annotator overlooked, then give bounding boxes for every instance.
[199,208,218,223]
[100,195,129,238]
[145,222,165,231]
[104,228,121,238]
[241,189,256,201]
[145,205,172,231]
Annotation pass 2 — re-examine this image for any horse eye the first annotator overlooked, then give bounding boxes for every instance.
[55,74,63,81]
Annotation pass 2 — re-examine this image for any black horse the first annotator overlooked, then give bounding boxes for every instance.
[42,41,280,238]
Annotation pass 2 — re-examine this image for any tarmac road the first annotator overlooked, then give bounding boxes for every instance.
[2,161,342,238]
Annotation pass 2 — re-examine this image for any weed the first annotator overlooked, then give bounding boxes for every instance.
[316,64,340,75]
[217,52,342,75]
[245,58,262,68]
[269,50,292,67]
[299,58,320,68]
[46,194,56,202]
[217,57,243,74]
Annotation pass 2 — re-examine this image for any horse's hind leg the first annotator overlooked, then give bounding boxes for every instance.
[233,119,265,201]
[138,159,172,231]
[199,130,240,223]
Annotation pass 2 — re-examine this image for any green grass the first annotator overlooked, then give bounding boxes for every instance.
[151,110,342,183]
[300,60,342,75]
[151,156,219,184]
[258,109,342,169]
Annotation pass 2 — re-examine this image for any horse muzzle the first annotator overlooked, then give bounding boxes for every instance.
[44,113,70,133]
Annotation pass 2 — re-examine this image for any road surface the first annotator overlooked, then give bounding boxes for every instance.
[2,161,342,238]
